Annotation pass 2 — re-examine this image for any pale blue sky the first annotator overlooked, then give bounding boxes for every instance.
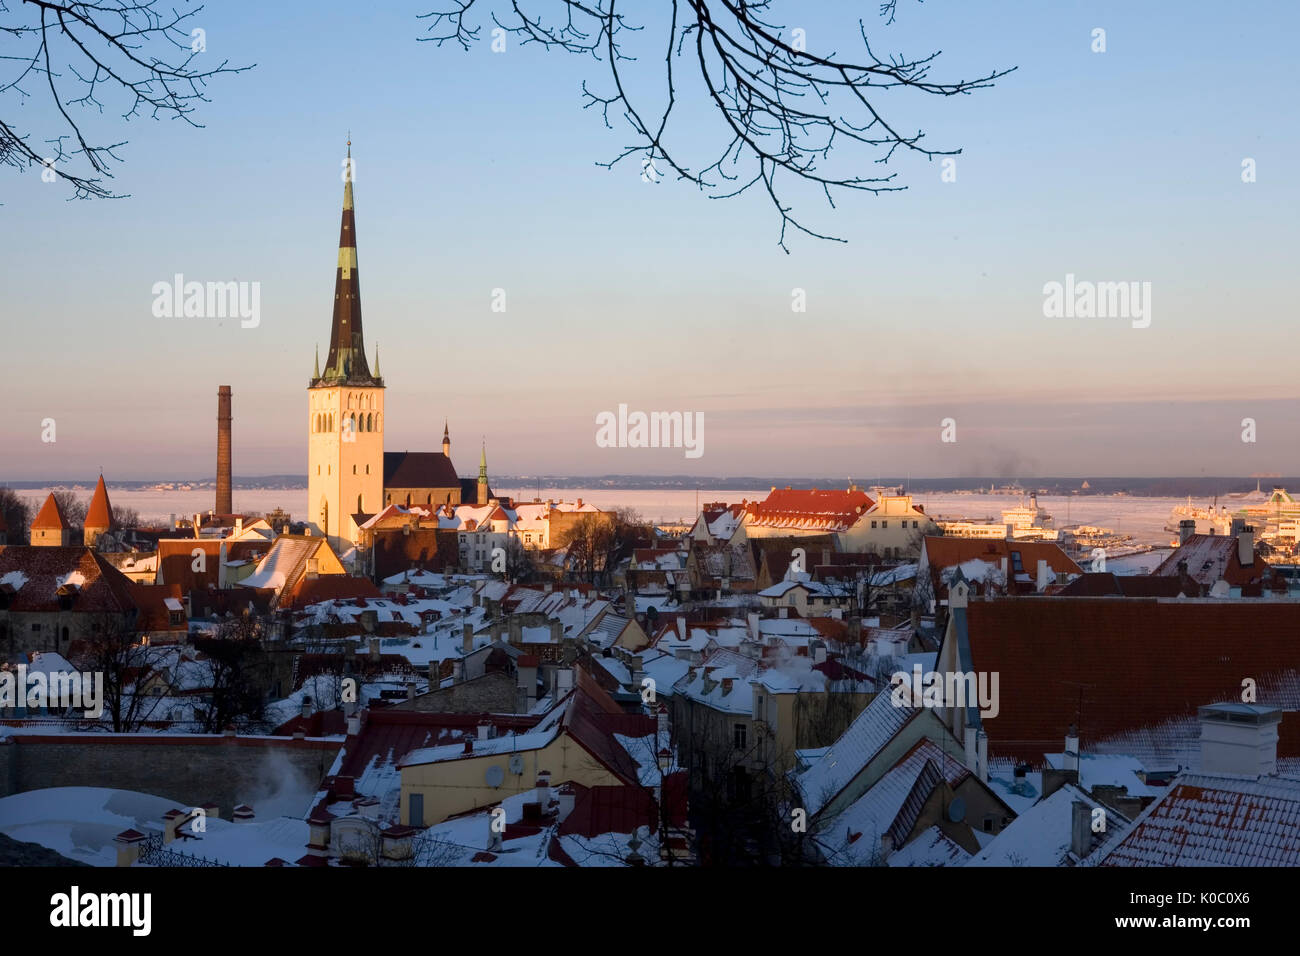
[2,0,1297,480]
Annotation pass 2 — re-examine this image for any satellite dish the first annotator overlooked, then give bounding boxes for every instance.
[947,797,967,823]
[485,765,505,788]
[508,754,525,775]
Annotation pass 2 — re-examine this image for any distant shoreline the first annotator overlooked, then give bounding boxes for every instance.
[2,475,1294,498]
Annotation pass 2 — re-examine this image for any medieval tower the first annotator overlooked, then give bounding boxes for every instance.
[307,143,384,551]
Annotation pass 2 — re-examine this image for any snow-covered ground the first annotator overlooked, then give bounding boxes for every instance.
[16,486,1193,546]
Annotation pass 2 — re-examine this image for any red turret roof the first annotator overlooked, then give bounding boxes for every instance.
[85,474,113,530]
[31,493,67,531]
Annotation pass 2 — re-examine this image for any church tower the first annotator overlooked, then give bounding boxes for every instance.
[307,143,384,551]
[477,442,489,505]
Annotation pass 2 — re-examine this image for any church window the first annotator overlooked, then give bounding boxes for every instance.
[357,494,363,513]
[366,465,370,475]
[353,465,357,474]
[367,413,373,431]
[317,466,320,475]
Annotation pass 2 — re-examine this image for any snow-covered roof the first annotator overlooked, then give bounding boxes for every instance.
[967,784,1113,867]
[792,691,919,818]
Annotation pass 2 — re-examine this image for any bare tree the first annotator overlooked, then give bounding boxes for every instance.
[1,0,251,199]
[418,0,1013,249]
[71,615,171,732]
[0,487,32,543]
[50,488,86,528]
[191,614,270,732]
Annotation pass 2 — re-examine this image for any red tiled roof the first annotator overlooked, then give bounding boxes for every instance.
[562,666,657,786]
[130,581,187,632]
[0,546,135,613]
[1152,534,1264,588]
[1058,572,1202,598]
[746,488,874,533]
[961,598,1300,763]
[335,709,541,790]
[922,536,1081,596]
[85,475,113,530]
[156,539,269,594]
[30,493,67,531]
[1099,773,1300,866]
[289,575,381,610]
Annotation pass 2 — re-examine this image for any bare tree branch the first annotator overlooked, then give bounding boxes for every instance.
[1,0,252,199]
[418,0,1013,250]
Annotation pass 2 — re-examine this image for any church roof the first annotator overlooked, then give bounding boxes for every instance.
[85,474,113,530]
[31,493,68,531]
[384,452,460,490]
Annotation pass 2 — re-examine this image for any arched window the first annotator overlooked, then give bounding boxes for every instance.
[426,494,432,505]
[357,494,363,513]
[405,494,412,507]
[366,413,373,432]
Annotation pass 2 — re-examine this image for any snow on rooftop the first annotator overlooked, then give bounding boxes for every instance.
[0,570,28,590]
[793,692,918,819]
[1042,752,1162,799]
[967,784,1107,867]
[399,725,562,769]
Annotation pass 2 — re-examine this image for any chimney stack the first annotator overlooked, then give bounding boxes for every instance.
[1199,702,1279,776]
[1179,518,1195,545]
[216,386,233,516]
[1238,525,1255,567]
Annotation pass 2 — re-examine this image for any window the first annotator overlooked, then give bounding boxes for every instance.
[881,520,887,528]
[31,623,40,632]
[352,465,356,474]
[409,793,424,827]
[983,815,995,833]
[733,723,747,750]
[871,520,877,528]
[913,520,919,528]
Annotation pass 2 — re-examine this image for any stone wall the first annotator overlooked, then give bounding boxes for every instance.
[0,733,340,820]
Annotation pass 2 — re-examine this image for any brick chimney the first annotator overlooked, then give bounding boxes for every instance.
[216,385,233,516]
[1179,519,1195,545]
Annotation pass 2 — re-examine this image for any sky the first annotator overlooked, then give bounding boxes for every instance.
[2,0,1297,481]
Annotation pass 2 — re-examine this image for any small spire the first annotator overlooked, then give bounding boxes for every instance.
[313,344,320,379]
[443,419,450,441]
[479,440,488,479]
[373,342,380,378]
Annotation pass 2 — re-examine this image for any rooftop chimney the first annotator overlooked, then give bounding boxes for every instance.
[1238,526,1255,567]
[1070,800,1091,859]
[1179,519,1195,545]
[1199,702,1280,776]
[216,386,233,516]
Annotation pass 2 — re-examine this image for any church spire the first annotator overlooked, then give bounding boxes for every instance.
[442,419,450,457]
[315,138,379,386]
[477,440,489,505]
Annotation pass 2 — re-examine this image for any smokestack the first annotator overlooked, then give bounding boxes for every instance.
[216,386,233,515]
